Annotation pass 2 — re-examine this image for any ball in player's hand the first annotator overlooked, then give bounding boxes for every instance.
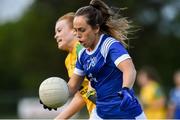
[39,77,69,109]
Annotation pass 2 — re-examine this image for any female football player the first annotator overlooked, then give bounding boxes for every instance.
[67,0,146,119]
[53,12,95,119]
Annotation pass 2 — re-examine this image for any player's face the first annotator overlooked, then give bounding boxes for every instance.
[73,16,99,51]
[137,72,149,87]
[54,20,74,51]
[174,72,180,86]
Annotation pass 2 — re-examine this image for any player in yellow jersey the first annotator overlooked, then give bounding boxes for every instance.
[53,12,96,119]
[137,66,166,119]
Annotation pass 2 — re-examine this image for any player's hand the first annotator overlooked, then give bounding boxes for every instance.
[118,87,135,110]
[39,99,57,111]
[86,90,96,104]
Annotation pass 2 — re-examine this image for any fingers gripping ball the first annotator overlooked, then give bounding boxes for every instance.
[39,77,69,109]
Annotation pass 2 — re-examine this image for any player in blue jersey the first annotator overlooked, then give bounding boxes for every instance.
[67,0,147,119]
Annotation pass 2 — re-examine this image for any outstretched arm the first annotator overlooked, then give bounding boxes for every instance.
[54,92,85,119]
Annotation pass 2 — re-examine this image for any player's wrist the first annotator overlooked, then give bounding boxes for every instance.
[122,87,130,91]
[118,87,133,98]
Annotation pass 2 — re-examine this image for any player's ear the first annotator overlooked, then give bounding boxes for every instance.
[93,24,100,34]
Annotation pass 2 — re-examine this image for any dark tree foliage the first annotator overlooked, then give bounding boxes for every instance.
[0,0,180,118]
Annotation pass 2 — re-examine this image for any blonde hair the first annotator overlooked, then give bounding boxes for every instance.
[57,12,75,29]
[75,0,131,47]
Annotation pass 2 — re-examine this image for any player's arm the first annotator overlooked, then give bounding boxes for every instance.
[68,73,84,96]
[117,58,136,109]
[55,92,85,119]
[117,58,136,89]
[108,41,136,89]
[167,103,176,119]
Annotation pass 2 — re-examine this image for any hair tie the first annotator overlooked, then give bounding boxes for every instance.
[89,4,97,9]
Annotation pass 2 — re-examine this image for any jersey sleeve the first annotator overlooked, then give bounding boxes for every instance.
[169,89,176,104]
[109,41,131,66]
[74,48,86,76]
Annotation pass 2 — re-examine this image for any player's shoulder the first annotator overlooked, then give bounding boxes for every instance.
[74,42,85,58]
[100,35,119,57]
[77,46,86,61]
[75,42,84,54]
[102,36,119,47]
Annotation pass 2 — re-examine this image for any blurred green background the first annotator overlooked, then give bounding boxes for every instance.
[0,0,180,118]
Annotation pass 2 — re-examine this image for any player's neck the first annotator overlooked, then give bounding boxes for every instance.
[87,35,100,52]
[69,40,77,52]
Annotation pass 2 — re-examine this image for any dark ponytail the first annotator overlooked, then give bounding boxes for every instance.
[89,0,113,24]
[75,0,131,47]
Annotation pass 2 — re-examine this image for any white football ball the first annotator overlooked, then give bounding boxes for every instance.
[39,77,69,108]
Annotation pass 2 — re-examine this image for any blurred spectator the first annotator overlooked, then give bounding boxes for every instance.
[167,70,180,119]
[137,66,166,119]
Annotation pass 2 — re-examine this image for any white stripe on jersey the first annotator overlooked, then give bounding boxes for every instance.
[74,68,85,76]
[100,37,119,61]
[114,54,131,66]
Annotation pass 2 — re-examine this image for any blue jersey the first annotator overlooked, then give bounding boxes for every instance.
[74,34,142,119]
[169,88,180,119]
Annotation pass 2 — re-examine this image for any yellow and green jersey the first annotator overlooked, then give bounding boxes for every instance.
[65,41,95,114]
[139,81,166,119]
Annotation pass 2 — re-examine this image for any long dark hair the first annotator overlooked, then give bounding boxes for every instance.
[75,0,132,47]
